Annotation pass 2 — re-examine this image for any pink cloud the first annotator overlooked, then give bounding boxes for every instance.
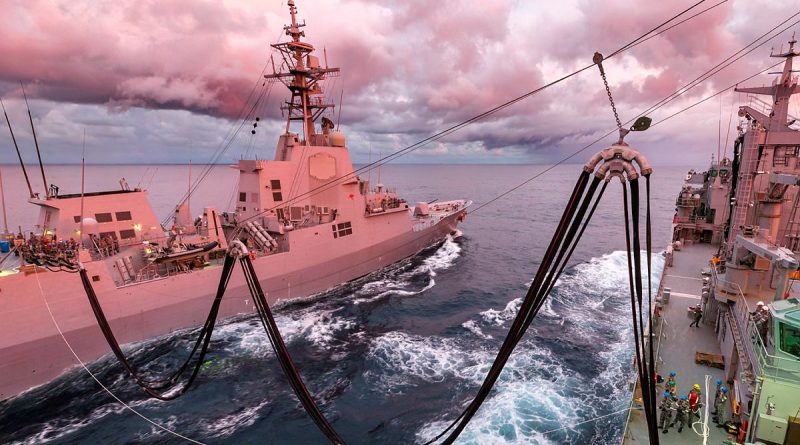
[0,0,796,165]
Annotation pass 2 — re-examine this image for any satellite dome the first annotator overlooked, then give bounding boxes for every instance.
[81,218,99,235]
[330,131,346,147]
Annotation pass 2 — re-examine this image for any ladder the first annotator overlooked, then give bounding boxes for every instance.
[725,310,755,392]
[89,236,105,258]
[729,131,760,243]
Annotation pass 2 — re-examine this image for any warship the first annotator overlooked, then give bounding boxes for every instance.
[622,40,800,444]
[0,0,470,402]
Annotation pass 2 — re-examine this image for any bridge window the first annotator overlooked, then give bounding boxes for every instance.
[119,229,136,239]
[115,211,132,221]
[73,215,81,223]
[95,213,113,223]
[779,322,800,358]
[239,192,247,202]
[271,180,282,190]
[273,192,283,202]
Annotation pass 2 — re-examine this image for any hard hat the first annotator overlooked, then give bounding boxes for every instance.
[756,301,764,306]
[670,371,676,376]
[721,386,728,393]
[664,391,671,397]
[681,395,687,401]
[669,381,676,386]
[693,384,700,390]
[716,379,722,385]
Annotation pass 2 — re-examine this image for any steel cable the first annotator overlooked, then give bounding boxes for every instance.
[233,0,719,230]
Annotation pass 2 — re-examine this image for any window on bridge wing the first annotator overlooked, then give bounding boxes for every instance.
[332,221,352,239]
[779,322,800,358]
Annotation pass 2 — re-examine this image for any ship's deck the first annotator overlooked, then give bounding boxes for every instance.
[622,243,732,444]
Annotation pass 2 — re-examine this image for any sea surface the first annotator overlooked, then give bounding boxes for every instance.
[0,163,690,444]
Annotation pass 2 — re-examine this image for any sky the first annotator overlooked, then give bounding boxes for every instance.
[1,0,800,166]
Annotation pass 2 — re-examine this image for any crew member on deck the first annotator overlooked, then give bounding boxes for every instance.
[714,386,728,427]
[689,306,703,327]
[687,384,701,421]
[672,395,690,433]
[659,391,677,434]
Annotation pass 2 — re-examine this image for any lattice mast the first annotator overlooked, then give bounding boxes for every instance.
[728,38,800,243]
[265,0,339,144]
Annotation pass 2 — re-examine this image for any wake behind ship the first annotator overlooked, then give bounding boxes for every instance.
[0,1,469,401]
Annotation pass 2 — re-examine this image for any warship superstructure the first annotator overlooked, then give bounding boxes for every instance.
[623,40,800,444]
[0,1,470,401]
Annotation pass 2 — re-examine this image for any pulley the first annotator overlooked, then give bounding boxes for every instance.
[584,142,653,183]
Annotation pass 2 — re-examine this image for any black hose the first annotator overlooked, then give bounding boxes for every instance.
[623,180,660,444]
[239,255,347,445]
[431,170,603,444]
[77,254,235,400]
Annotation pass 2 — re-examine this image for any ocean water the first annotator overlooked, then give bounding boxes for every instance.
[0,163,689,444]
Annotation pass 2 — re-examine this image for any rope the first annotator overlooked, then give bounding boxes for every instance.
[161,24,286,226]
[233,0,719,230]
[643,11,800,126]
[538,406,639,435]
[470,9,800,218]
[31,264,207,444]
[691,374,712,442]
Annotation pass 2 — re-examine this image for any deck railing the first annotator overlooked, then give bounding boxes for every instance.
[711,267,800,383]
[676,197,700,207]
[673,215,699,224]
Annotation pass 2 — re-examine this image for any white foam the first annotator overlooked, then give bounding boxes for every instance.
[202,400,270,437]
[479,251,665,329]
[480,297,521,326]
[352,238,459,304]
[462,320,493,339]
[412,251,666,443]
[415,236,461,277]
[416,381,568,445]
[214,306,355,355]
[364,331,484,394]
[9,403,128,445]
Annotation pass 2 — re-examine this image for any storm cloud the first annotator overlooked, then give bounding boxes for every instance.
[0,0,798,165]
